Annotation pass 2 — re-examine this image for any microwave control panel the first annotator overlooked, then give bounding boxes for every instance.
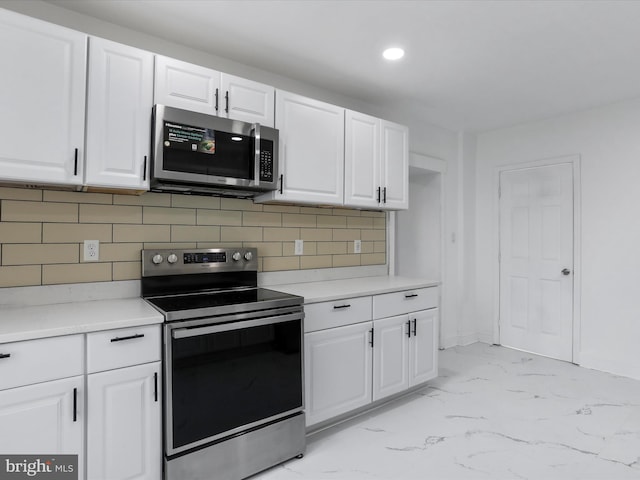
[259,139,274,183]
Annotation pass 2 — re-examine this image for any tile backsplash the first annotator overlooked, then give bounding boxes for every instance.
[0,187,386,288]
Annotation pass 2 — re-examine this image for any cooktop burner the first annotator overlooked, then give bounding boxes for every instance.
[146,288,300,315]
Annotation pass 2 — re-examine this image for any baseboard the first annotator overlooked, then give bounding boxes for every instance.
[579,353,640,381]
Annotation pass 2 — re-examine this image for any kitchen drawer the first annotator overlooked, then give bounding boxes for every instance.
[373,287,438,319]
[304,296,372,333]
[87,324,160,374]
[0,335,84,390]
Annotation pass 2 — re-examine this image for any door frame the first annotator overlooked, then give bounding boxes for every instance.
[493,155,582,363]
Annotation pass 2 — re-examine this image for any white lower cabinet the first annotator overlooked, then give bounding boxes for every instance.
[0,375,84,465]
[373,309,439,402]
[409,309,438,386]
[305,287,439,428]
[372,315,410,401]
[87,362,161,480]
[0,325,162,480]
[86,325,162,480]
[305,322,372,426]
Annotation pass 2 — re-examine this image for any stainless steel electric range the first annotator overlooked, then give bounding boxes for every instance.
[141,247,305,480]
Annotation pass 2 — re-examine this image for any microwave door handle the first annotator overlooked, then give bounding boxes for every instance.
[252,123,261,186]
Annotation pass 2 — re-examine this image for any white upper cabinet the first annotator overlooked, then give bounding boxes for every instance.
[85,37,154,190]
[381,120,409,210]
[155,56,274,127]
[345,111,409,210]
[256,90,344,205]
[220,73,274,126]
[344,110,381,209]
[0,9,86,186]
[154,56,220,115]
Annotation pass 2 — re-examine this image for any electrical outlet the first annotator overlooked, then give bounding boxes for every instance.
[354,239,362,254]
[294,239,304,255]
[84,240,100,262]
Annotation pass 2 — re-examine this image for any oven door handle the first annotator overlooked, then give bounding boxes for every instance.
[171,311,303,339]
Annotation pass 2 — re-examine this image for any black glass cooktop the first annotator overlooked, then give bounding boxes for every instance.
[145,287,302,321]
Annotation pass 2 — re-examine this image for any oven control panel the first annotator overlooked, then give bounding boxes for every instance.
[183,252,226,264]
[142,248,258,277]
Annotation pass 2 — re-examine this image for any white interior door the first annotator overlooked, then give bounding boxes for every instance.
[499,163,574,361]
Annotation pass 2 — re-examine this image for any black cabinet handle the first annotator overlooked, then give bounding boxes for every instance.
[73,148,78,176]
[279,174,284,194]
[376,186,381,203]
[154,372,158,402]
[110,333,145,343]
[383,187,387,203]
[405,293,418,299]
[0,353,10,359]
[73,388,77,422]
[225,91,229,113]
[333,304,351,310]
[143,155,147,181]
[215,88,219,112]
[369,328,374,348]
[412,318,417,337]
[406,320,411,338]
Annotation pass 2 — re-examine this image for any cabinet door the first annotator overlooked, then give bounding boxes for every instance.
[220,73,274,127]
[381,120,409,210]
[344,110,381,209]
[408,309,438,386]
[372,315,410,401]
[154,56,220,115]
[305,322,372,426]
[86,37,154,190]
[260,90,344,205]
[0,376,84,468]
[0,10,86,186]
[87,362,161,480]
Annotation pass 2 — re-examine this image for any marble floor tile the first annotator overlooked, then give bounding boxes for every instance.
[252,343,640,480]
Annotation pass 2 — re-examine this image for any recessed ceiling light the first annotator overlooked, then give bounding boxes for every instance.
[382,47,405,60]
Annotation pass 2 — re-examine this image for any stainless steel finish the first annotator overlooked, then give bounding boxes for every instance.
[154,294,302,322]
[171,309,303,339]
[163,308,305,456]
[152,254,163,264]
[165,413,305,480]
[253,122,260,189]
[232,251,241,261]
[244,251,253,261]
[167,253,178,264]
[151,105,279,195]
[142,248,258,277]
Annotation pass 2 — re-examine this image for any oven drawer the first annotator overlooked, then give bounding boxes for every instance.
[304,296,372,333]
[87,325,161,374]
[372,287,438,319]
[0,334,84,390]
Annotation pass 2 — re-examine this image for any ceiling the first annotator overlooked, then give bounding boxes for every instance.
[45,0,640,132]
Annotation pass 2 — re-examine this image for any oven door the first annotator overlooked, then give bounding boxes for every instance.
[164,308,304,457]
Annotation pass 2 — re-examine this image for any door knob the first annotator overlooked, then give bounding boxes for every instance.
[561,268,571,276]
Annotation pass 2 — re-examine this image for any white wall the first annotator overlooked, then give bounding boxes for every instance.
[475,97,640,380]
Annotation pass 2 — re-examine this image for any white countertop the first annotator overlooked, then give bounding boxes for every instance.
[0,276,438,344]
[272,275,438,304]
[0,298,163,344]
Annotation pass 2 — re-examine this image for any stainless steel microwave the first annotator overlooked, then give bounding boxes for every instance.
[151,105,279,197]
